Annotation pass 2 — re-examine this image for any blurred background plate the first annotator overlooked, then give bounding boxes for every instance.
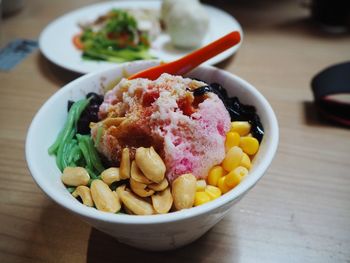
[39,1,243,74]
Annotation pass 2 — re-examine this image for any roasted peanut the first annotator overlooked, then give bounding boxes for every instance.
[90,180,121,213]
[72,186,94,207]
[113,191,119,201]
[151,187,173,214]
[61,167,90,186]
[120,148,131,179]
[171,173,197,210]
[116,185,154,215]
[101,167,121,185]
[130,161,152,184]
[130,177,155,197]
[135,147,166,183]
[148,178,169,191]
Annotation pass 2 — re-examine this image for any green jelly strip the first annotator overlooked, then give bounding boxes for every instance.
[67,187,76,194]
[48,98,90,155]
[48,98,91,171]
[94,125,103,148]
[67,141,80,167]
[77,136,93,171]
[48,97,105,179]
[77,134,105,175]
[56,127,75,171]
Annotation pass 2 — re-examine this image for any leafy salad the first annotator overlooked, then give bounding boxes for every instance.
[73,9,158,63]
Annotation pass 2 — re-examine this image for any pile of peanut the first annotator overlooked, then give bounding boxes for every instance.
[61,146,198,215]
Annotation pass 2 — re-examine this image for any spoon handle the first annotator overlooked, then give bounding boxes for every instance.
[129,31,241,80]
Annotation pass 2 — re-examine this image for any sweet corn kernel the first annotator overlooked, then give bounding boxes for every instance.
[205,185,222,200]
[230,121,251,136]
[239,137,259,155]
[196,179,207,192]
[222,146,243,172]
[208,166,225,186]
[225,166,248,188]
[194,191,211,206]
[225,132,240,152]
[218,176,231,194]
[235,166,249,177]
[240,152,252,170]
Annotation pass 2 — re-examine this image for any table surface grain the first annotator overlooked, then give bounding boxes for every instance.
[1,0,350,262]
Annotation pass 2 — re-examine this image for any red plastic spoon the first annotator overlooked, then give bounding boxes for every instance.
[128,31,241,80]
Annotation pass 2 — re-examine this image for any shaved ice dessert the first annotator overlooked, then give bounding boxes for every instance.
[50,71,263,215]
[92,73,231,182]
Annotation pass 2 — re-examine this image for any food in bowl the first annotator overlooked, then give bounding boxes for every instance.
[73,9,160,62]
[49,73,264,215]
[26,62,278,250]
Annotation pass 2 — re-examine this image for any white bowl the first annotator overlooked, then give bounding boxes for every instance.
[25,61,278,251]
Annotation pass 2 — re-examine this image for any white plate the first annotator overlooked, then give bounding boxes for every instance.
[39,1,243,74]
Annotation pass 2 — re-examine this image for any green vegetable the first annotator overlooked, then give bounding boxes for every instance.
[79,9,154,62]
[82,46,153,63]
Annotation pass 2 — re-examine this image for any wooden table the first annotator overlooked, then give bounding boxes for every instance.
[1,0,349,262]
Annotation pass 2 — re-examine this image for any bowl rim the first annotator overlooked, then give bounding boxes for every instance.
[25,61,279,225]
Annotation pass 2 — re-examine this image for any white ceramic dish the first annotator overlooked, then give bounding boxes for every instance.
[26,61,278,251]
[39,1,243,74]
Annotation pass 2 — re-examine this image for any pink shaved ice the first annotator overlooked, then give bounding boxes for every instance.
[93,73,231,182]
